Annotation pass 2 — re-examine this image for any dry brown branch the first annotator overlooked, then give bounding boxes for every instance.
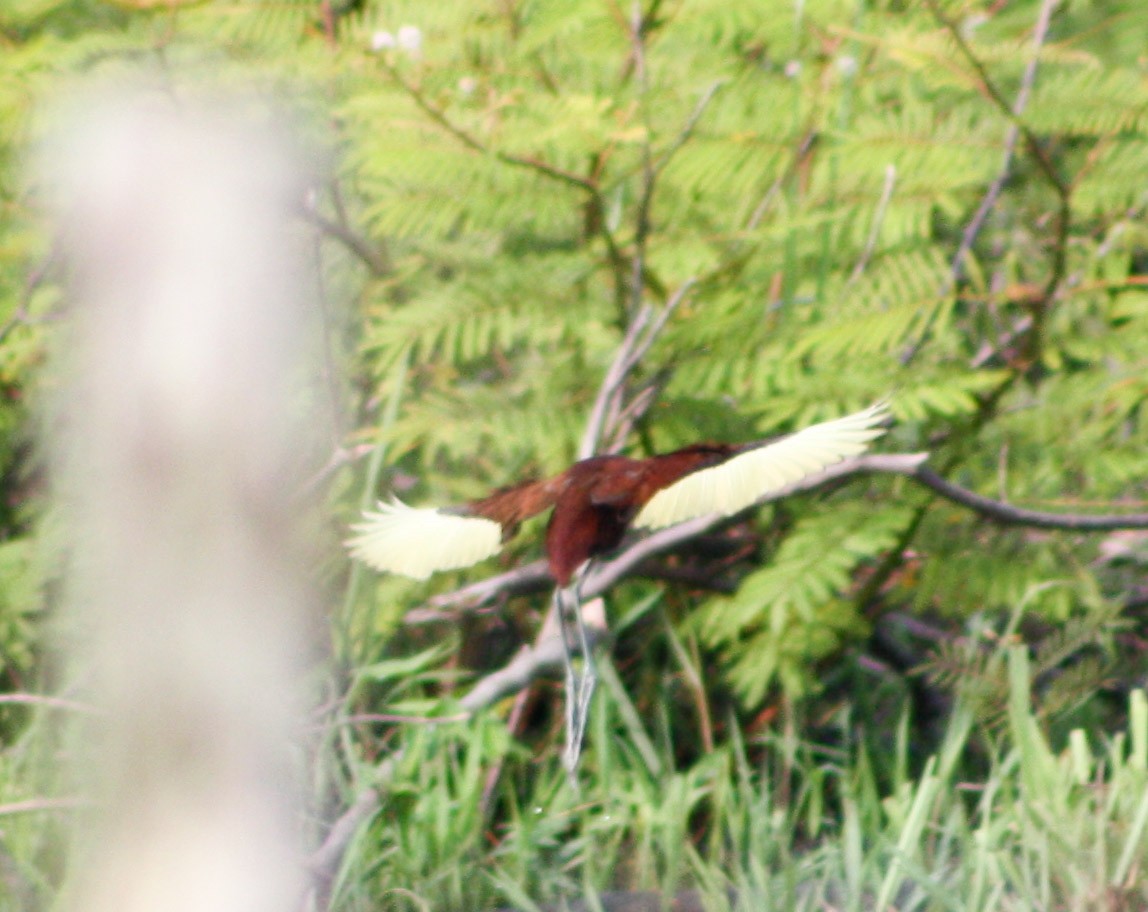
[301,206,391,277]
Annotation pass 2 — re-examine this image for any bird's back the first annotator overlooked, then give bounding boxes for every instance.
[542,448,737,584]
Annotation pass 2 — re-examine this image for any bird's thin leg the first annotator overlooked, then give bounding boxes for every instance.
[551,585,582,779]
[568,573,597,722]
[558,569,598,778]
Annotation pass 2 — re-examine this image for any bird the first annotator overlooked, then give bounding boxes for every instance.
[348,400,891,774]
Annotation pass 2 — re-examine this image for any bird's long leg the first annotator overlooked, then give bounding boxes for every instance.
[568,572,597,728]
[555,570,599,780]
[551,584,582,779]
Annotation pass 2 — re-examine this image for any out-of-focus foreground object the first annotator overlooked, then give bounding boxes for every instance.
[46,92,313,912]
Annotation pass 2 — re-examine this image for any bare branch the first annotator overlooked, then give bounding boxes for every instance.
[298,443,376,499]
[579,304,653,458]
[850,164,896,281]
[582,454,929,597]
[603,375,666,453]
[911,467,1148,531]
[903,0,1059,366]
[382,60,599,195]
[378,56,633,299]
[1,242,63,346]
[927,0,1067,201]
[459,606,609,713]
[578,279,696,459]
[652,80,725,176]
[429,559,550,610]
[301,206,391,277]
[746,130,817,232]
[953,0,1055,280]
[932,0,1071,334]
[307,787,381,897]
[624,278,695,374]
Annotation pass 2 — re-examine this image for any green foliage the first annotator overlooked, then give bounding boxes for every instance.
[698,503,916,704]
[3,0,1148,907]
[0,538,44,684]
[920,598,1125,735]
[346,664,1148,911]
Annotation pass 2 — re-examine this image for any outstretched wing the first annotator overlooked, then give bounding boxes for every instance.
[632,401,890,531]
[346,499,505,580]
[347,477,563,580]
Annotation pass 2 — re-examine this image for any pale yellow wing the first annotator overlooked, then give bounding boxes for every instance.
[633,401,890,531]
[346,498,504,580]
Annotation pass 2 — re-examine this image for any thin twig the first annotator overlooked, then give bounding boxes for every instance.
[620,0,662,327]
[938,0,1072,344]
[903,0,1060,366]
[22,241,59,303]
[301,207,391,278]
[652,80,725,177]
[579,304,653,458]
[383,60,599,195]
[629,159,653,324]
[628,1,647,84]
[299,443,377,499]
[746,130,818,232]
[428,559,551,610]
[308,787,382,895]
[307,711,470,731]
[623,278,695,374]
[0,242,63,346]
[578,280,695,459]
[379,56,631,289]
[954,0,1055,280]
[928,0,1067,201]
[604,376,665,453]
[850,163,896,281]
[599,279,695,455]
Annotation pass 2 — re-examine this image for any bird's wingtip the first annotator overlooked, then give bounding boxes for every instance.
[346,498,504,580]
[632,398,893,531]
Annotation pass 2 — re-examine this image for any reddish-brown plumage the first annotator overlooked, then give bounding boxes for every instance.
[463,445,737,586]
[347,401,889,776]
[346,402,887,591]
[460,476,565,541]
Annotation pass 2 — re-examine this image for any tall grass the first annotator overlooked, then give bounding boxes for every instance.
[337,645,1147,912]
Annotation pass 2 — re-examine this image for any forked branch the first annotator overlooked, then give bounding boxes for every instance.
[579,278,696,458]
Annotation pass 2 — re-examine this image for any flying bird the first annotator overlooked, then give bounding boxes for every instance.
[348,400,891,773]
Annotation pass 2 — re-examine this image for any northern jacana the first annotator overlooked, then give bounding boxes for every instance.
[349,400,890,773]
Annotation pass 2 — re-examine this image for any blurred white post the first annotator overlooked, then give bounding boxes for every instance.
[48,94,313,912]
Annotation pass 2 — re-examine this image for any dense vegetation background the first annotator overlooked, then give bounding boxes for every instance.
[2,0,1148,909]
